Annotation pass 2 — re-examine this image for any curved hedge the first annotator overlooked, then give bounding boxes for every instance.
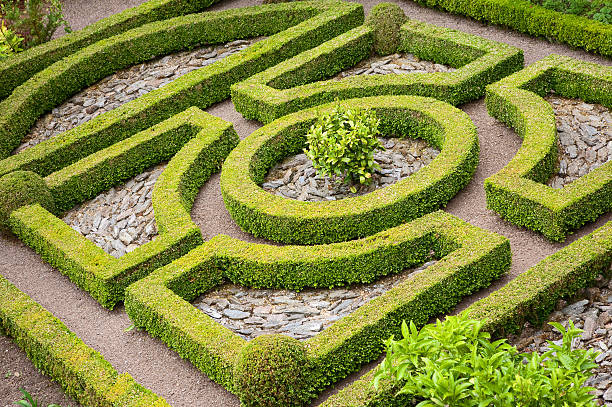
[0,0,223,102]
[0,275,170,407]
[485,54,612,242]
[0,0,363,160]
[124,210,511,406]
[231,17,523,123]
[221,95,479,245]
[409,0,612,57]
[8,107,237,309]
[319,218,612,407]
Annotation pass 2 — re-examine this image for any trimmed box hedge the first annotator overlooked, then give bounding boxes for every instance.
[0,0,364,160]
[125,210,510,405]
[221,95,479,245]
[485,54,612,242]
[409,0,612,57]
[0,274,170,407]
[0,0,223,102]
[231,16,523,123]
[7,107,238,309]
[319,218,612,407]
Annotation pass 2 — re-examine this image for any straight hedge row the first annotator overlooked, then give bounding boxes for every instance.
[8,108,238,309]
[0,275,170,407]
[319,218,612,407]
[0,0,222,101]
[409,0,612,57]
[0,0,363,160]
[485,54,612,242]
[125,210,511,405]
[221,95,479,245]
[231,17,524,124]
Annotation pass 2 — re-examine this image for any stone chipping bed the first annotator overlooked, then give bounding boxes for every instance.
[263,138,440,201]
[193,261,436,340]
[508,268,612,406]
[546,94,612,189]
[334,52,454,79]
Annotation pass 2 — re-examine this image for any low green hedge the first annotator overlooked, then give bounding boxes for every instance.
[221,95,479,245]
[485,54,612,242]
[409,0,612,57]
[231,16,523,123]
[0,274,170,407]
[0,0,363,160]
[7,107,238,309]
[0,0,223,101]
[125,210,511,406]
[319,218,612,407]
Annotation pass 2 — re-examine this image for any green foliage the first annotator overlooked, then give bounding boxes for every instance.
[13,389,62,407]
[234,335,311,407]
[1,0,71,49]
[0,20,24,59]
[375,314,598,407]
[590,0,612,24]
[0,170,54,231]
[365,2,407,55]
[305,102,383,190]
[529,0,611,24]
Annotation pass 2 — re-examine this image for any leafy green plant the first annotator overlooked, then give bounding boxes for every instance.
[374,314,599,407]
[13,389,62,407]
[0,20,24,59]
[589,0,612,24]
[1,0,71,49]
[304,102,383,192]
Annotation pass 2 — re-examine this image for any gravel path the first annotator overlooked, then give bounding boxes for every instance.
[1,0,611,406]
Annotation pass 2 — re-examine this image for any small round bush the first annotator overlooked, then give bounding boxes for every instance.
[365,3,407,56]
[304,102,383,190]
[234,334,310,407]
[0,171,55,231]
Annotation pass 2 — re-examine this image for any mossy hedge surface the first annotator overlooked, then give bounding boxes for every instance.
[221,95,479,245]
[8,108,237,309]
[485,55,612,242]
[0,274,170,407]
[125,210,510,405]
[231,16,523,123]
[0,0,363,159]
[320,219,612,407]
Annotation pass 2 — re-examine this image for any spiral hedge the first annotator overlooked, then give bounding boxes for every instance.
[221,95,479,244]
[484,55,612,242]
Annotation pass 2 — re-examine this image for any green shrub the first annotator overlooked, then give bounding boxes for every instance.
[1,0,71,48]
[234,335,311,407]
[0,170,54,231]
[365,2,407,55]
[0,20,24,59]
[305,102,383,189]
[374,314,598,407]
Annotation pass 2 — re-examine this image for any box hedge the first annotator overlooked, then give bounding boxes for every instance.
[125,210,510,406]
[484,54,612,242]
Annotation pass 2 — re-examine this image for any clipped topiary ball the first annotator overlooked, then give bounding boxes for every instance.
[0,171,55,231]
[365,3,408,56]
[234,334,310,407]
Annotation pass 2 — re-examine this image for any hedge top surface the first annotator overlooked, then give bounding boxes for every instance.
[231,15,523,123]
[0,0,363,160]
[484,54,611,241]
[221,95,479,244]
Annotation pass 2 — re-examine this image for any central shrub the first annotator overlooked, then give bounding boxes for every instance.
[304,102,383,191]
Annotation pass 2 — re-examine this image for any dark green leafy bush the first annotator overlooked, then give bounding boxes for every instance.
[0,170,54,231]
[365,2,407,55]
[305,102,383,190]
[0,20,24,59]
[375,314,599,407]
[234,335,311,407]
[530,0,612,23]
